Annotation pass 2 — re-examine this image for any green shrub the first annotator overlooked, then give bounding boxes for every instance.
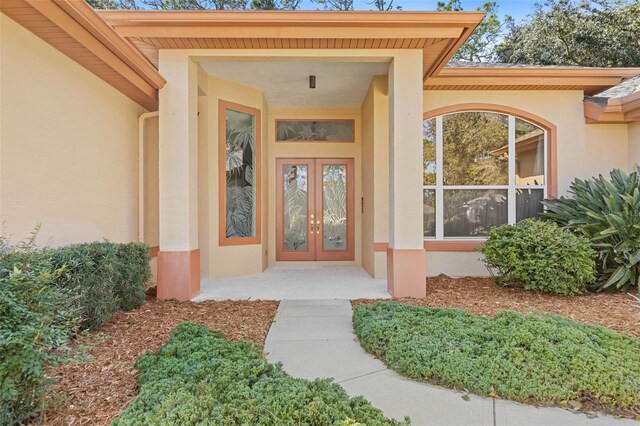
[0,235,80,424]
[543,166,640,293]
[49,242,151,330]
[0,234,151,423]
[353,302,640,416]
[114,322,407,426]
[113,243,151,311]
[479,219,596,295]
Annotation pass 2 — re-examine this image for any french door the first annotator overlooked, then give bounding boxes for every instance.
[276,158,355,261]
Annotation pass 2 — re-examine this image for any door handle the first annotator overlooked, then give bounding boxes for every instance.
[315,220,321,234]
[310,214,315,234]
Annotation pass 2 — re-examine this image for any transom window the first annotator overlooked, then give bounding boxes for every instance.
[423,111,547,239]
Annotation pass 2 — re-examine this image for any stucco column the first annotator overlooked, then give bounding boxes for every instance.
[157,51,200,300]
[387,51,426,297]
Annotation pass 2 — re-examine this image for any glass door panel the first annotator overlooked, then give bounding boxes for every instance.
[283,165,309,251]
[276,159,316,261]
[322,165,347,251]
[315,159,354,261]
[276,158,354,262]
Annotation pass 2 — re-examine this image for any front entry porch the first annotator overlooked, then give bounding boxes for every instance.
[156,49,427,301]
[194,265,391,301]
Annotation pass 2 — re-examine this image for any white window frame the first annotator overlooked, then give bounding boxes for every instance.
[424,111,547,241]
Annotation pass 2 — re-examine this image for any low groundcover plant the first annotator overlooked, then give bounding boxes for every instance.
[353,302,640,417]
[113,322,408,426]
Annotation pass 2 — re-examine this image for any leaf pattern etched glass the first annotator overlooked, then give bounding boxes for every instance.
[276,120,354,142]
[322,165,347,251]
[225,108,256,238]
[283,165,308,251]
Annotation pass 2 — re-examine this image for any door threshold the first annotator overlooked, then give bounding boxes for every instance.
[273,261,357,269]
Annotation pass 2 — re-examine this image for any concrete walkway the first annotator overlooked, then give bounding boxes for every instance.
[264,299,639,426]
[195,266,390,301]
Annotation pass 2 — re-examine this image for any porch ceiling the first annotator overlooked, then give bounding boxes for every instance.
[201,60,389,108]
[97,10,485,84]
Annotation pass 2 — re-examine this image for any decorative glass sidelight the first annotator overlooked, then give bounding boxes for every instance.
[283,165,309,251]
[276,120,355,142]
[224,108,256,239]
[322,165,348,251]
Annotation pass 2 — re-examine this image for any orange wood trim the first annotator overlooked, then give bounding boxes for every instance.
[436,67,640,78]
[423,103,558,198]
[373,242,389,252]
[98,10,486,28]
[275,158,316,261]
[423,240,482,252]
[111,25,464,40]
[149,245,159,257]
[584,92,640,124]
[218,99,262,246]
[275,119,355,143]
[314,158,355,261]
[51,0,165,89]
[157,249,200,301]
[18,0,161,106]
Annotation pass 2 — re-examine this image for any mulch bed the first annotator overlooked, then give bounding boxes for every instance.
[35,296,279,426]
[354,275,640,338]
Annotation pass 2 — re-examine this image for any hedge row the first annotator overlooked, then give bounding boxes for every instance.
[49,242,151,330]
[0,237,151,425]
[114,322,407,425]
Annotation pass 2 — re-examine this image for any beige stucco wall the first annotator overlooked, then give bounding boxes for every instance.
[199,75,268,279]
[630,122,640,170]
[361,76,389,279]
[0,14,146,246]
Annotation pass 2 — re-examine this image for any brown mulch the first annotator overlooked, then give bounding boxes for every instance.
[34,296,278,426]
[354,275,640,338]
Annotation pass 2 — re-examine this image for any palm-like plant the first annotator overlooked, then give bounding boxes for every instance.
[542,166,640,293]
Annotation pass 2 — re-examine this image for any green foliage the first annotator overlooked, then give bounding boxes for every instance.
[436,0,503,62]
[479,219,596,295]
[354,302,640,415]
[495,0,640,67]
[0,234,80,424]
[543,167,640,293]
[0,234,150,423]
[114,322,407,426]
[48,242,151,330]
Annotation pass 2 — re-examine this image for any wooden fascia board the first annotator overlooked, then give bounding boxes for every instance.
[109,25,464,39]
[24,0,159,101]
[424,25,479,78]
[436,67,640,78]
[425,75,627,92]
[53,0,165,89]
[98,10,486,27]
[584,93,640,123]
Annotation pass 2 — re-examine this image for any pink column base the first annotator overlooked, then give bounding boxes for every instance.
[387,248,426,298]
[157,249,200,301]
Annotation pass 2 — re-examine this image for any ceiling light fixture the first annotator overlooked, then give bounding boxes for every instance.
[309,75,316,89]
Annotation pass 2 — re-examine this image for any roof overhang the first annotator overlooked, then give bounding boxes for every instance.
[97,10,485,84]
[584,92,640,123]
[1,0,165,110]
[425,66,640,96]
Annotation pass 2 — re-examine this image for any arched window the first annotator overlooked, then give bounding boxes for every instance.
[423,111,547,239]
